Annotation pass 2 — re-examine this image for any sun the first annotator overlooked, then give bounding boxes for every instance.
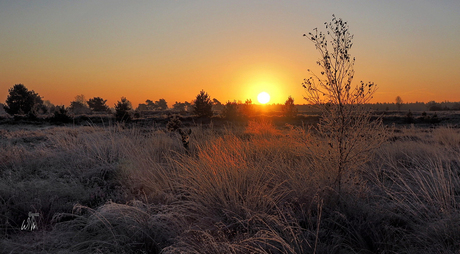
[257,92,270,104]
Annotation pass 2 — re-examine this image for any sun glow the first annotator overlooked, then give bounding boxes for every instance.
[257,92,270,104]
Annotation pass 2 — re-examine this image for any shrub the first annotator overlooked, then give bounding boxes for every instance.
[50,106,72,123]
[166,115,183,132]
[221,101,239,120]
[404,110,414,123]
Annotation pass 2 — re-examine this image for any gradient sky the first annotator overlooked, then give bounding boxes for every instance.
[1,1,459,107]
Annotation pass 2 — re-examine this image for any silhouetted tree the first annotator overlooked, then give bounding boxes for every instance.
[115,97,132,122]
[302,15,386,196]
[145,100,156,110]
[69,94,90,114]
[173,101,186,112]
[155,98,168,110]
[283,96,298,118]
[395,96,403,112]
[193,90,213,118]
[4,84,43,115]
[87,97,109,112]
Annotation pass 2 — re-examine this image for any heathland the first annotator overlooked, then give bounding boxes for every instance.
[1,111,460,253]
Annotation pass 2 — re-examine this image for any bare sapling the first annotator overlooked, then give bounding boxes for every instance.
[302,15,386,196]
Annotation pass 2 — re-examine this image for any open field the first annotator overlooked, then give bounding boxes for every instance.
[1,116,460,253]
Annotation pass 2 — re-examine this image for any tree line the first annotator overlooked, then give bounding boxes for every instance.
[372,97,460,112]
[1,84,299,122]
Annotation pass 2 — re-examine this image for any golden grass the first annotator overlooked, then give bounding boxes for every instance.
[1,122,460,253]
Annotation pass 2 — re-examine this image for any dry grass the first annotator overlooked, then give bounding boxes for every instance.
[1,121,460,253]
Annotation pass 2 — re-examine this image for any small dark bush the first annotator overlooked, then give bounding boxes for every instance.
[166,115,183,132]
[50,106,72,123]
[404,110,414,123]
[221,101,239,120]
[430,113,441,124]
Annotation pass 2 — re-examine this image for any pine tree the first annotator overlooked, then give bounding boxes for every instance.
[4,84,43,115]
[193,90,213,118]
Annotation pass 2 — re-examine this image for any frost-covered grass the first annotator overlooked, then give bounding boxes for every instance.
[1,122,459,253]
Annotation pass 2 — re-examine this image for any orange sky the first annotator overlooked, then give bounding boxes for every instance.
[1,1,459,107]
